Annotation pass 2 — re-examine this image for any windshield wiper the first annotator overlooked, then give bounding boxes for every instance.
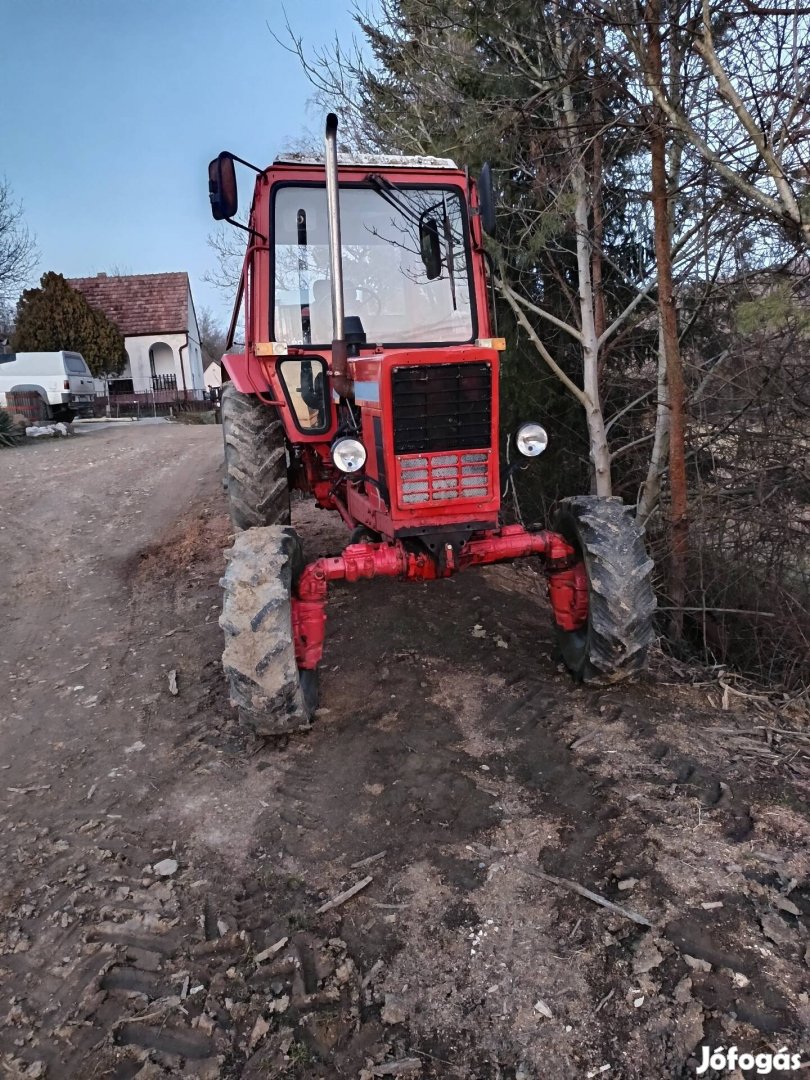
[366,174,425,229]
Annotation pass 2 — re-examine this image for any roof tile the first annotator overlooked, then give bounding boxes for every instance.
[68,272,189,338]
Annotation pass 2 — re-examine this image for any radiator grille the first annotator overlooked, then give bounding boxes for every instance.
[391,362,491,454]
[397,451,491,506]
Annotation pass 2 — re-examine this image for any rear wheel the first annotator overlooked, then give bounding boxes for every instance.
[220,525,318,736]
[551,496,656,684]
[221,382,290,530]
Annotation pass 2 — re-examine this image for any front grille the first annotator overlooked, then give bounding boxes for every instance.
[392,362,491,454]
[397,450,491,505]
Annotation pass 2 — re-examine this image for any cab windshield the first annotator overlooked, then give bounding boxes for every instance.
[273,184,474,346]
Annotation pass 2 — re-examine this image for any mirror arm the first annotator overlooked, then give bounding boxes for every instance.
[226,217,267,243]
[226,152,265,175]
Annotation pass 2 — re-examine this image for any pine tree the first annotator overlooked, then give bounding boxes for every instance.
[12,272,127,378]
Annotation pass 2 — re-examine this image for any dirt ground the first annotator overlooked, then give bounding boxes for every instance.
[0,421,808,1080]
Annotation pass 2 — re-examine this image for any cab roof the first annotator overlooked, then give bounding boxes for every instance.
[274,151,459,170]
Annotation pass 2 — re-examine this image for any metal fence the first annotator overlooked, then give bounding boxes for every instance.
[94,388,219,419]
[151,373,178,391]
[3,388,220,422]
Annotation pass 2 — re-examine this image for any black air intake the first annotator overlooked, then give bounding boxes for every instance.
[392,362,492,454]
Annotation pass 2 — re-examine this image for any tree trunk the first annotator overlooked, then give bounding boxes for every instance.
[576,188,612,496]
[637,320,670,527]
[591,30,607,389]
[560,71,612,496]
[647,0,688,637]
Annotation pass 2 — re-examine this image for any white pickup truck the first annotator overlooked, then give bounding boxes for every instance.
[0,351,96,421]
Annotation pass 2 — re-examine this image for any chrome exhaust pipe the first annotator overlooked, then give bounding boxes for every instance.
[324,113,351,395]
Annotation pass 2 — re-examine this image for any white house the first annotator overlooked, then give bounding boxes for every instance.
[69,272,205,395]
[203,357,222,390]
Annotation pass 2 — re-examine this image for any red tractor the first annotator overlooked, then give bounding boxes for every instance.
[208,114,655,735]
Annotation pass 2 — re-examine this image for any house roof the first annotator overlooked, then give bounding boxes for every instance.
[68,272,189,338]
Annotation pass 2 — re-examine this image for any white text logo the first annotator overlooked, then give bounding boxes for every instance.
[696,1046,802,1075]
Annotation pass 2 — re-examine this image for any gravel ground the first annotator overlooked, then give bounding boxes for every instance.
[0,422,808,1079]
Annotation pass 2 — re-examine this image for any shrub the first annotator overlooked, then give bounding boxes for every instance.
[0,408,24,448]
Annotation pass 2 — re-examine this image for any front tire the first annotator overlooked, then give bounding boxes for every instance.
[552,496,656,685]
[220,525,318,736]
[221,382,290,530]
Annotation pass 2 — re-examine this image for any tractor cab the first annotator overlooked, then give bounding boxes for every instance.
[270,156,478,352]
[209,123,509,551]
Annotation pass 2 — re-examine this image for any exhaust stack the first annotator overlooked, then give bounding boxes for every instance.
[324,113,352,397]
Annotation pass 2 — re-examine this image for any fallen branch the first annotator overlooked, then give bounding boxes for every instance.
[350,850,387,870]
[372,1060,423,1077]
[718,681,785,704]
[254,936,288,963]
[657,606,776,618]
[316,875,373,914]
[569,730,600,751]
[522,867,653,927]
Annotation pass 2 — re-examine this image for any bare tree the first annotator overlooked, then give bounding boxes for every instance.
[606,0,810,246]
[0,178,37,310]
[197,306,228,367]
[644,0,689,633]
[204,225,246,294]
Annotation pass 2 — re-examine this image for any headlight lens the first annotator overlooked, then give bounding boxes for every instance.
[515,422,548,458]
[331,436,367,473]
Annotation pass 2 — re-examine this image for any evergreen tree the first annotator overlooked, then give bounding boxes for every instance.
[12,271,127,378]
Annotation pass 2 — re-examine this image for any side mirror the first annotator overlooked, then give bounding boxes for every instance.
[478,162,496,236]
[208,152,238,221]
[419,216,442,280]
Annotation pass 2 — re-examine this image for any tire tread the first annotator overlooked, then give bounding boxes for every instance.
[553,496,656,685]
[220,526,314,735]
[221,383,290,530]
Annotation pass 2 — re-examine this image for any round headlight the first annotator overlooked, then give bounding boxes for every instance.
[515,422,548,458]
[331,436,367,474]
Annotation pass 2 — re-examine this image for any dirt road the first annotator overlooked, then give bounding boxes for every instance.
[0,423,808,1079]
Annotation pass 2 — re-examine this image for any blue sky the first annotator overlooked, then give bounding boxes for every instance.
[3,0,363,326]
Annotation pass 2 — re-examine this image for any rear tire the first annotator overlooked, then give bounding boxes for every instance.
[551,496,656,685]
[221,382,290,530]
[220,525,318,736]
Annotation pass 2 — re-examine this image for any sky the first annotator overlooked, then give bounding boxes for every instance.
[2,0,363,327]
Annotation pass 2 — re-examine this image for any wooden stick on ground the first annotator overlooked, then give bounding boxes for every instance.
[350,850,387,870]
[316,875,373,914]
[254,936,289,963]
[522,867,653,928]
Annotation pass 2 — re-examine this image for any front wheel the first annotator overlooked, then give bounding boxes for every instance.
[220,525,318,736]
[551,496,656,685]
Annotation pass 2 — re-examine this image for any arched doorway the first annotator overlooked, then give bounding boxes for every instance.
[148,342,176,389]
